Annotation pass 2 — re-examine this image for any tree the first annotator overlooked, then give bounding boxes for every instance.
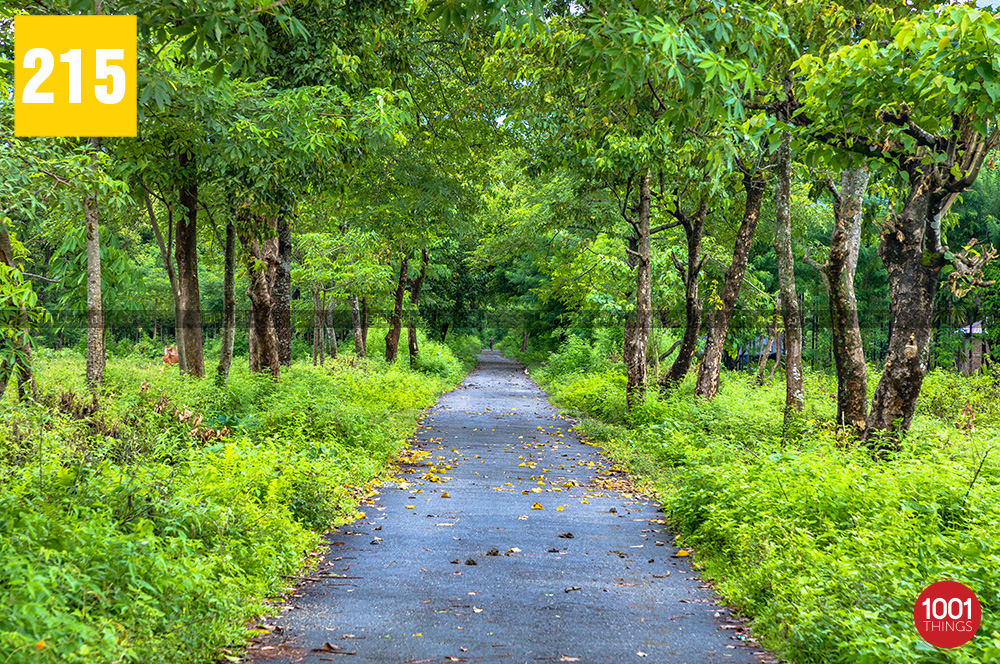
[469,0,782,409]
[0,221,46,401]
[804,165,871,429]
[695,142,769,399]
[797,5,1000,444]
[773,131,804,417]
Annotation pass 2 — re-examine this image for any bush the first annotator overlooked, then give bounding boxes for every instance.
[291,335,311,361]
[446,333,483,365]
[130,335,162,360]
[0,353,466,663]
[538,365,1000,664]
[112,336,135,357]
[415,338,464,379]
[545,334,596,378]
[496,329,552,365]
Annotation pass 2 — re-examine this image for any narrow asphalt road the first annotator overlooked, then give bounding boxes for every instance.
[246,352,769,664]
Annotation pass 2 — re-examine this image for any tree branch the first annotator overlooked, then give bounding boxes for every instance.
[878,104,945,151]
[650,221,682,235]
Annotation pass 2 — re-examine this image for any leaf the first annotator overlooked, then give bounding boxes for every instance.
[180,34,198,55]
[532,502,544,509]
[213,62,226,84]
[675,549,691,557]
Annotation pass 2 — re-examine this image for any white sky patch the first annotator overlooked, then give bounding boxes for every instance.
[977,0,1000,8]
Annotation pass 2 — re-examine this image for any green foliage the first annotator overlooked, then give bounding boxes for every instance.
[414,338,464,378]
[444,333,484,365]
[540,363,1000,663]
[0,353,465,663]
[0,261,49,372]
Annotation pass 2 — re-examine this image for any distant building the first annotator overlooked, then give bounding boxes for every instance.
[731,334,784,371]
[955,320,989,375]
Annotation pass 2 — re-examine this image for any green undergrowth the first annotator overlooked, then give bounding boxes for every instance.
[0,344,467,664]
[533,336,1000,663]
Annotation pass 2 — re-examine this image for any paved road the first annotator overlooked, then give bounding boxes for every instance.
[247,352,768,664]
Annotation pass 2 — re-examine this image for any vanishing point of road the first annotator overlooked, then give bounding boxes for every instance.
[247,352,773,664]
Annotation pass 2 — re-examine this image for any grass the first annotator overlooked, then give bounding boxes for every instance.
[532,335,1000,664]
[0,335,472,664]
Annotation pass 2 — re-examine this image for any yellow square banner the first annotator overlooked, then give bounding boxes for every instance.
[15,15,137,137]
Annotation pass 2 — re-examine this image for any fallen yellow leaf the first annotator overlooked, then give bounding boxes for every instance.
[556,505,565,511]
[676,549,691,557]
[532,503,544,510]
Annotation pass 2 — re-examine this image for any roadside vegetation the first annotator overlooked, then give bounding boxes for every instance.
[4,0,1000,662]
[520,334,1000,664]
[0,333,476,664]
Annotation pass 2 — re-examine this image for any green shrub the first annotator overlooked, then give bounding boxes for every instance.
[545,334,596,377]
[538,364,1000,664]
[129,335,161,360]
[112,337,135,357]
[445,333,483,365]
[0,351,466,663]
[415,339,464,379]
[291,335,311,361]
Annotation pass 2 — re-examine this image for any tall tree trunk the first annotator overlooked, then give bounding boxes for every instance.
[806,166,870,430]
[863,176,940,445]
[440,321,450,343]
[312,287,324,366]
[240,215,281,379]
[407,248,430,368]
[361,297,369,356]
[385,255,409,363]
[756,296,780,384]
[350,294,365,358]
[84,137,105,388]
[662,199,707,387]
[142,186,185,369]
[768,333,783,382]
[327,295,337,360]
[216,220,236,383]
[521,329,529,352]
[696,170,766,399]
[274,218,292,366]
[176,151,205,377]
[774,133,804,420]
[623,170,653,412]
